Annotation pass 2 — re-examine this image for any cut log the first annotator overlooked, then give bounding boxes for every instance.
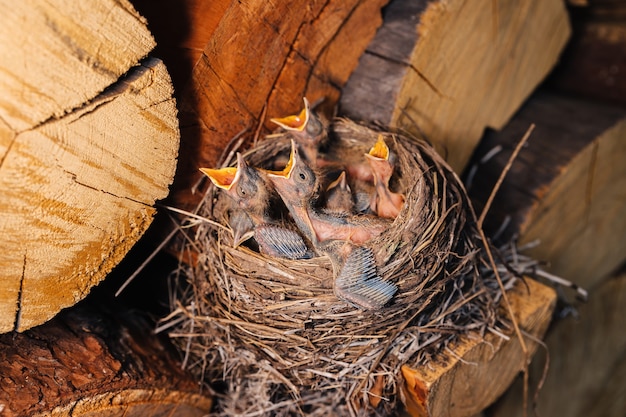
[401,278,556,417]
[0,295,212,417]
[467,91,626,289]
[487,270,626,417]
[0,0,179,333]
[339,0,571,173]
[0,0,155,131]
[155,0,389,210]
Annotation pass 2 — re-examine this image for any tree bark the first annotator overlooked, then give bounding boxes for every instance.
[0,296,212,417]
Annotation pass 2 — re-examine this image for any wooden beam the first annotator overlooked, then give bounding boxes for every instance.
[488,270,626,417]
[467,91,626,289]
[401,278,556,417]
[340,0,571,173]
[549,1,626,105]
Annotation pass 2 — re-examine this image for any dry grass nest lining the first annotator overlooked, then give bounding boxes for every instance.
[165,118,518,416]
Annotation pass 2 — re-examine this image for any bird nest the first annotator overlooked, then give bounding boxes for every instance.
[162,118,519,416]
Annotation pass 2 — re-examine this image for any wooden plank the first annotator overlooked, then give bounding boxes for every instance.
[0,59,179,332]
[488,271,626,417]
[402,278,556,417]
[340,0,571,173]
[0,0,155,131]
[467,91,626,289]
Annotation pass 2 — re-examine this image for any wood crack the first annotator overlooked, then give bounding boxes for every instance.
[364,49,449,100]
[0,130,17,172]
[13,252,26,332]
[74,177,149,207]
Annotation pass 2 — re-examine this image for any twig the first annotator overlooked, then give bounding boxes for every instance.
[478,124,535,229]
[115,225,179,297]
[474,123,535,417]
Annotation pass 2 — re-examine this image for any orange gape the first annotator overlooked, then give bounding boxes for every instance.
[200,153,313,260]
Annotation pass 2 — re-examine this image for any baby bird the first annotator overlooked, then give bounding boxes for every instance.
[267,141,391,245]
[267,140,397,309]
[365,135,405,219]
[270,97,327,167]
[200,154,313,260]
[323,171,355,215]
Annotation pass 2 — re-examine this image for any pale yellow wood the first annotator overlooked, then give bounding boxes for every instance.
[402,278,557,417]
[341,0,571,173]
[0,0,155,131]
[0,118,14,158]
[489,272,626,417]
[521,120,626,288]
[0,121,21,328]
[0,59,179,332]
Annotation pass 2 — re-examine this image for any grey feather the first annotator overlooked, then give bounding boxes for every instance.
[334,246,397,309]
[254,224,314,260]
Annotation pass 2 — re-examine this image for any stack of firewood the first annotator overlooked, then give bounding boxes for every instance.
[0,0,623,416]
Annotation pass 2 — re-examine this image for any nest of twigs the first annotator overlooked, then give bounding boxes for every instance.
[162,118,521,416]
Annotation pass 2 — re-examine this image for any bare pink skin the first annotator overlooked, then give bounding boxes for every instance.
[366,155,405,219]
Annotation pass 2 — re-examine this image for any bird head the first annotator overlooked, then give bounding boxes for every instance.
[200,154,269,214]
[364,135,394,183]
[270,97,325,142]
[266,139,317,206]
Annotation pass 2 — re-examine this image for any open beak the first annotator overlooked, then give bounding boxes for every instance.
[365,134,389,161]
[269,97,311,132]
[266,141,306,207]
[364,135,394,184]
[326,171,349,193]
[265,139,297,180]
[199,166,239,190]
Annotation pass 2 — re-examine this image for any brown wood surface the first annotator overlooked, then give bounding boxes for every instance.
[0,1,179,332]
[340,0,571,174]
[467,91,626,290]
[549,1,626,105]
[0,295,212,417]
[401,278,556,417]
[131,0,231,91]
[487,270,626,417]
[144,0,390,211]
